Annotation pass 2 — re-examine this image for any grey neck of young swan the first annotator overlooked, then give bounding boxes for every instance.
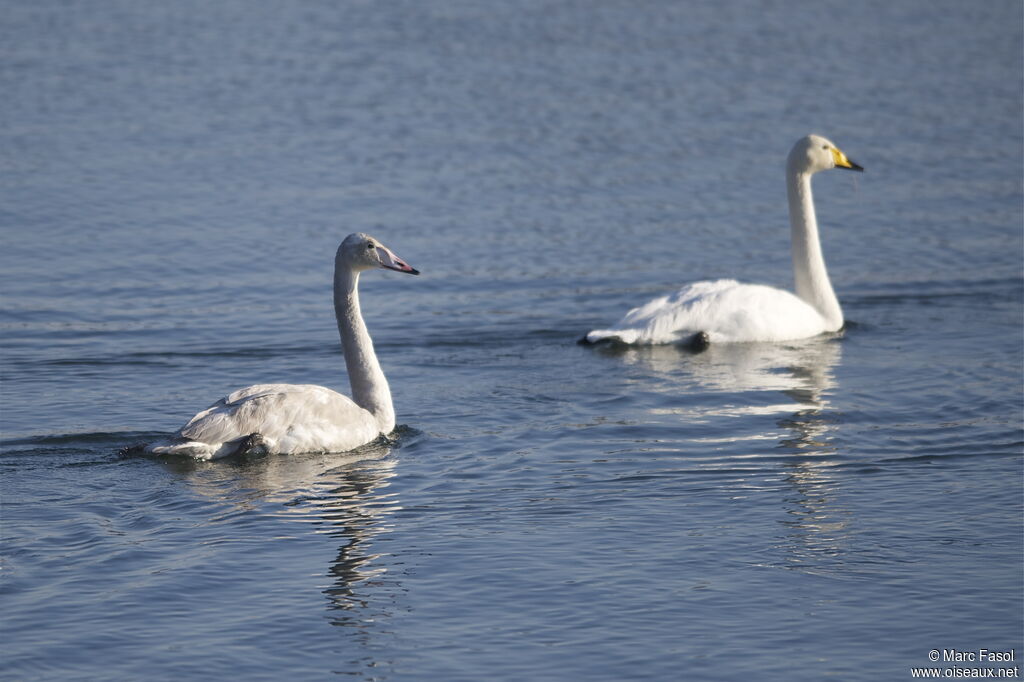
[786,163,843,331]
[333,263,395,435]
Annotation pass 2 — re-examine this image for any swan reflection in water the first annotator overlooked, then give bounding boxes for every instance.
[309,452,402,627]
[604,337,855,576]
[159,437,404,627]
[605,335,841,434]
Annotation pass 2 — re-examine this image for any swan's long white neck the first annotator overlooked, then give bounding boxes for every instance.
[787,164,843,330]
[333,264,395,434]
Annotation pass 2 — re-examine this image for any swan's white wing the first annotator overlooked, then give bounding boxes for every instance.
[149,384,380,459]
[586,279,831,345]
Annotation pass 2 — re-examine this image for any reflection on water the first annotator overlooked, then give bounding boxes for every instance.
[312,458,401,629]
[667,338,852,578]
[618,335,843,458]
[607,337,841,445]
[777,460,854,578]
[615,335,841,397]
[160,438,402,628]
[605,337,857,577]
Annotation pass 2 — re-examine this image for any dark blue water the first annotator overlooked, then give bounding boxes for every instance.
[2,1,1021,680]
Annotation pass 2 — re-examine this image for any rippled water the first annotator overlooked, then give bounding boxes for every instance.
[2,1,1022,680]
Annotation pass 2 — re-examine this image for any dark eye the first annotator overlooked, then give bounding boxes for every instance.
[366,243,375,250]
[822,144,829,150]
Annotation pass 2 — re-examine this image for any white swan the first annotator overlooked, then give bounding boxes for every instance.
[145,233,420,459]
[583,134,863,347]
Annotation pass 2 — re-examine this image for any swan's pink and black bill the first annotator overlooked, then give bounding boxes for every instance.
[377,246,420,275]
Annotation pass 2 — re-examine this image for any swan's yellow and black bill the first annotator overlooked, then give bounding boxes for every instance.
[831,146,864,172]
[376,245,421,275]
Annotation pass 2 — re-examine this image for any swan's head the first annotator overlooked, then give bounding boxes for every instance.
[788,134,863,175]
[338,233,420,275]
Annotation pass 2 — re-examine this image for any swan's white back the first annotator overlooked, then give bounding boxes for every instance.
[586,279,834,345]
[584,134,862,346]
[147,384,380,459]
[144,233,419,460]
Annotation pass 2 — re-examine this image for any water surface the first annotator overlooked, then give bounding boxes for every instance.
[2,1,1022,680]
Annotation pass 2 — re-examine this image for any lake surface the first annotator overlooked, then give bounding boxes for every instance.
[2,1,1022,680]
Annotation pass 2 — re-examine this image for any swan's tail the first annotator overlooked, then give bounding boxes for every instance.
[579,328,710,352]
[579,328,642,345]
[143,439,220,460]
[140,433,268,460]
